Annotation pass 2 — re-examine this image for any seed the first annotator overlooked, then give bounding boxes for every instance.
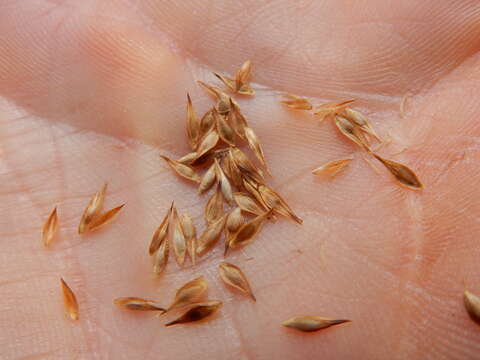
[244,127,269,171]
[88,204,125,231]
[313,99,356,121]
[165,301,222,327]
[235,60,255,96]
[196,129,220,160]
[228,99,248,138]
[464,290,480,325]
[60,278,79,321]
[197,81,231,114]
[224,151,244,188]
[200,108,216,136]
[180,213,197,265]
[205,185,224,225]
[186,93,200,150]
[282,316,350,332]
[43,207,58,248]
[160,155,200,183]
[198,163,217,195]
[312,158,353,178]
[171,206,187,266]
[258,184,303,224]
[233,192,267,216]
[78,182,107,234]
[214,108,236,146]
[230,147,264,183]
[224,207,244,255]
[149,204,173,255]
[213,72,236,92]
[343,108,380,141]
[113,297,166,312]
[228,210,272,249]
[196,214,228,256]
[177,152,198,165]
[214,159,234,204]
[167,276,209,312]
[153,236,169,275]
[373,154,423,190]
[334,115,370,150]
[218,261,255,301]
[280,93,312,110]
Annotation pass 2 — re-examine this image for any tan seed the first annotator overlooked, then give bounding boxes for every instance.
[312,158,353,178]
[198,162,218,195]
[149,204,172,256]
[282,316,350,332]
[464,290,480,325]
[334,115,370,150]
[88,204,125,232]
[219,261,255,301]
[228,99,248,138]
[171,206,187,266]
[343,108,380,141]
[313,99,356,121]
[235,60,255,96]
[165,301,222,327]
[213,72,236,92]
[205,185,225,225]
[78,182,107,234]
[244,127,269,171]
[60,278,79,321]
[231,147,264,183]
[196,129,220,160]
[258,184,303,224]
[224,151,244,188]
[373,154,423,190]
[186,93,200,150]
[196,214,228,256]
[214,158,234,204]
[200,108,216,136]
[180,213,197,265]
[153,236,169,275]
[214,108,236,146]
[177,151,199,165]
[197,81,231,114]
[167,276,208,312]
[224,207,244,255]
[113,297,165,312]
[43,207,58,248]
[229,210,272,249]
[280,93,312,110]
[233,192,267,216]
[160,155,200,183]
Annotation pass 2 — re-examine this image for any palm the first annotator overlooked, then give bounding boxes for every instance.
[1,1,480,359]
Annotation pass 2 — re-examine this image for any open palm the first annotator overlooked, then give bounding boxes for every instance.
[1,1,480,359]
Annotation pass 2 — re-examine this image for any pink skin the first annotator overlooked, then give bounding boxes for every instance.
[1,0,480,359]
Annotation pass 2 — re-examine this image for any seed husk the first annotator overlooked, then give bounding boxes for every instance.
[312,158,353,178]
[224,151,244,188]
[165,301,222,327]
[464,290,480,325]
[234,192,268,216]
[78,182,107,234]
[373,154,423,190]
[280,93,312,110]
[113,297,166,312]
[313,99,356,121]
[171,206,187,266]
[153,236,169,275]
[196,130,220,160]
[230,147,264,183]
[258,184,303,224]
[213,72,236,92]
[214,109,236,146]
[60,278,79,321]
[334,115,370,150]
[167,276,208,312]
[180,213,197,265]
[149,204,173,255]
[343,108,380,141]
[186,93,200,150]
[198,162,217,195]
[196,214,228,256]
[43,207,58,248]
[235,60,254,96]
[219,261,255,301]
[177,152,198,165]
[228,99,248,138]
[224,207,244,255]
[200,108,216,136]
[282,316,350,332]
[205,185,225,225]
[214,158,234,204]
[228,210,272,249]
[244,127,269,171]
[197,81,231,114]
[88,204,125,231]
[160,155,200,183]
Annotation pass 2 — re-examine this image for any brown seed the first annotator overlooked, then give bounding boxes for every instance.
[464,290,480,325]
[214,108,236,146]
[312,158,353,178]
[228,99,248,138]
[219,261,255,301]
[171,206,187,266]
[228,210,272,249]
[282,316,350,332]
[153,236,169,275]
[224,150,244,188]
[373,154,423,190]
[113,297,166,312]
[196,129,220,160]
[234,192,267,216]
[258,184,303,224]
[88,204,125,232]
[167,276,208,312]
[197,81,231,114]
[160,155,201,183]
[213,72,236,92]
[196,214,228,256]
[230,147,264,183]
[224,207,244,255]
[235,60,255,96]
[177,152,199,165]
[313,99,356,121]
[244,127,269,171]
[60,278,79,321]
[186,93,201,150]
[43,207,58,248]
[343,108,380,141]
[214,159,234,204]
[78,182,107,234]
[180,213,197,265]
[334,115,370,150]
[200,108,216,136]
[280,93,312,110]
[198,162,218,195]
[205,185,225,225]
[149,205,172,256]
[165,301,222,327]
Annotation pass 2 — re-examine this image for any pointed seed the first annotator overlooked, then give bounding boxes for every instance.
[219,261,255,301]
[334,115,370,150]
[160,155,200,183]
[153,236,169,275]
[258,184,302,224]
[235,60,255,96]
[88,204,125,231]
[60,278,79,321]
[113,297,166,312]
[312,158,353,178]
[224,207,244,255]
[244,127,269,170]
[165,301,222,327]
[186,93,200,150]
[205,185,225,225]
[214,109,236,146]
[214,158,234,204]
[198,162,218,195]
[167,276,208,312]
[78,182,107,234]
[196,214,228,256]
[171,206,187,266]
[229,210,272,249]
[180,213,197,265]
[213,72,236,92]
[282,316,351,332]
[280,94,312,110]
[373,154,423,190]
[43,207,58,248]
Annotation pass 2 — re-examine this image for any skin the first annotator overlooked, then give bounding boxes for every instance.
[1,0,480,359]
